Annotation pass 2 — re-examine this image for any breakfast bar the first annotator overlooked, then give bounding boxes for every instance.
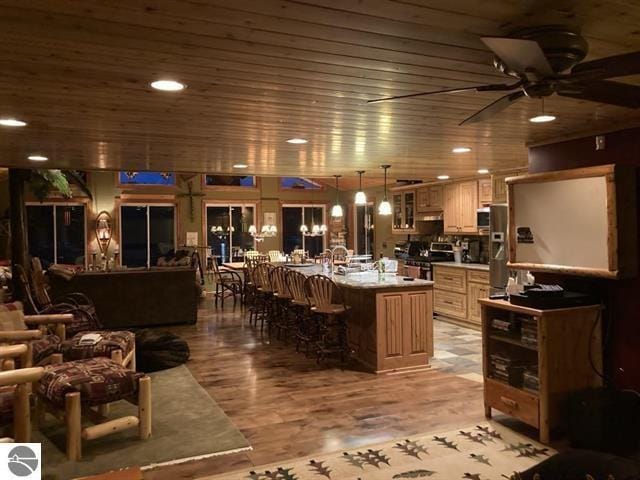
[286,264,435,373]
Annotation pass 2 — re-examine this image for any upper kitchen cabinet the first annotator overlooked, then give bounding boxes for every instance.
[416,185,443,213]
[444,180,479,234]
[478,178,492,205]
[492,170,527,203]
[392,190,418,233]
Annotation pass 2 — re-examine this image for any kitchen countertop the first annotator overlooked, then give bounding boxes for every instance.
[286,264,434,289]
[433,261,490,272]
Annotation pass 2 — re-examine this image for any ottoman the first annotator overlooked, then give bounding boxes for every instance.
[36,357,151,460]
[58,331,136,370]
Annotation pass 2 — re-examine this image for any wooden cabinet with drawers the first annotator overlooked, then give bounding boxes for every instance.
[433,264,489,326]
[481,299,602,444]
[416,185,443,213]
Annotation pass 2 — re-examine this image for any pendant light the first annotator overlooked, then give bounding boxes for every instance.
[354,170,367,205]
[331,175,343,218]
[378,165,392,215]
[529,98,556,123]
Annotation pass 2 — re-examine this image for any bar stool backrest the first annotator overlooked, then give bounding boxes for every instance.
[254,263,275,292]
[332,245,349,262]
[304,274,344,309]
[270,266,290,297]
[286,270,307,305]
[268,250,282,263]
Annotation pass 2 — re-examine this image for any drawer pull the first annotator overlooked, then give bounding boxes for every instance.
[443,300,454,305]
[500,396,518,409]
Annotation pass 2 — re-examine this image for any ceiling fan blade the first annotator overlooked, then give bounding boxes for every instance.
[570,51,640,81]
[557,80,640,108]
[482,37,554,77]
[366,82,521,104]
[459,90,526,126]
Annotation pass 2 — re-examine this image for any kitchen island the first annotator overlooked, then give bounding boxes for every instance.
[286,264,434,373]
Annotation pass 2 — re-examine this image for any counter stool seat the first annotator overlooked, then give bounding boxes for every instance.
[311,304,350,315]
[36,357,151,460]
[59,330,136,368]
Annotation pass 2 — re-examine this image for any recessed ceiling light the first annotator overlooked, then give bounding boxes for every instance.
[150,80,185,91]
[233,163,248,169]
[28,155,48,162]
[452,147,471,153]
[0,118,27,127]
[286,138,308,144]
[529,114,556,123]
[478,169,490,174]
[437,175,450,180]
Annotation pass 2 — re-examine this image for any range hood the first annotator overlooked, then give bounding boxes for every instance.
[416,213,443,222]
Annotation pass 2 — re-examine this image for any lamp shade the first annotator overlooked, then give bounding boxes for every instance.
[248,224,257,234]
[331,204,343,217]
[354,191,367,205]
[378,199,392,216]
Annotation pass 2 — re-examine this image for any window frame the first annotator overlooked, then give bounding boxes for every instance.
[202,175,260,192]
[115,171,177,189]
[278,177,325,192]
[280,203,328,254]
[25,201,89,267]
[119,202,177,268]
[202,201,259,262]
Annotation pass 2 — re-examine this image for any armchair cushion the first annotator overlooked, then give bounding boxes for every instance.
[37,357,143,407]
[32,334,62,366]
[0,302,27,331]
[59,331,135,362]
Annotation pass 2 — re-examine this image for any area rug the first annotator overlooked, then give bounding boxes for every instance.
[39,365,250,480]
[204,422,554,480]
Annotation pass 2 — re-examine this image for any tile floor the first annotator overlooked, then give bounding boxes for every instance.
[431,318,484,382]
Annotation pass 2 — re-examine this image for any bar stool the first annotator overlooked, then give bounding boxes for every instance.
[304,275,351,365]
[211,260,243,308]
[244,255,268,324]
[286,270,314,356]
[252,263,275,332]
[269,266,293,340]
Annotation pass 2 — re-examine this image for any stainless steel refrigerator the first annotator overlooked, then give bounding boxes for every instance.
[489,204,509,295]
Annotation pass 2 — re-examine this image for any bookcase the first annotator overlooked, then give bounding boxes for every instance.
[480,298,602,444]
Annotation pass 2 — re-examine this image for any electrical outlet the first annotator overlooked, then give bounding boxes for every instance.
[595,135,606,151]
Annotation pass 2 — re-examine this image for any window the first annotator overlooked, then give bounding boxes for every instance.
[281,205,326,257]
[354,204,375,256]
[120,204,176,267]
[206,204,256,263]
[280,177,322,190]
[26,204,86,267]
[118,171,175,186]
[205,175,256,188]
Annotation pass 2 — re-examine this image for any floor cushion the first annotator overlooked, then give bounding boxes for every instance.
[135,329,190,372]
[58,330,135,362]
[37,357,143,407]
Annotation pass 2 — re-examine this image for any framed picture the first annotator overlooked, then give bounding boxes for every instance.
[264,212,276,225]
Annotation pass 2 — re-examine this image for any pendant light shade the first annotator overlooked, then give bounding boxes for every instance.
[378,165,392,216]
[331,175,343,218]
[354,170,367,205]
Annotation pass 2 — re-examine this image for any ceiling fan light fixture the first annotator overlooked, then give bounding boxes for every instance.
[529,114,556,123]
[286,138,308,144]
[0,118,27,127]
[452,147,472,153]
[150,79,185,91]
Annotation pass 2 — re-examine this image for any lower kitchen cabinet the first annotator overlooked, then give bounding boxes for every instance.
[433,265,489,327]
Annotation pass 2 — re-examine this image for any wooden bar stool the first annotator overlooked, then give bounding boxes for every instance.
[304,275,351,365]
[286,270,314,356]
[252,263,275,332]
[269,266,294,341]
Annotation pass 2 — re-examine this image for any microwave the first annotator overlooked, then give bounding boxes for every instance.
[477,207,490,229]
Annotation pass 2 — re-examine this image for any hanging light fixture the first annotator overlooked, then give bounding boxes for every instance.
[331,175,343,218]
[378,165,392,215]
[529,98,556,123]
[354,170,367,205]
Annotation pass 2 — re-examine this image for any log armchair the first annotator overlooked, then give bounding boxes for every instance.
[0,344,44,442]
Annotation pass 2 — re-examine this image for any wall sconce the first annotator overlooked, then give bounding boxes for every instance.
[95,211,112,255]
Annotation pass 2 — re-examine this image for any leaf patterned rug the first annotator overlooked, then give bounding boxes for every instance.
[203,422,554,480]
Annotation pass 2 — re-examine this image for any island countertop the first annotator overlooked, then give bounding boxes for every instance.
[285,264,434,289]
[432,262,490,272]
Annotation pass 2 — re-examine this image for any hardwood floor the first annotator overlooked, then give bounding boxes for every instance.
[144,297,485,480]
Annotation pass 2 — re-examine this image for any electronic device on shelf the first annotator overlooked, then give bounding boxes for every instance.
[509,284,598,309]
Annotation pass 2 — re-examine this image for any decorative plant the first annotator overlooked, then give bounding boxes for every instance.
[27,169,92,202]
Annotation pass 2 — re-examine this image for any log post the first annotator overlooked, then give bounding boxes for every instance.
[8,169,29,299]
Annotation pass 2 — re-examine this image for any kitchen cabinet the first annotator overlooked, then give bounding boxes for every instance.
[443,180,478,234]
[392,190,418,233]
[492,173,509,203]
[478,178,492,205]
[416,185,443,213]
[433,264,489,327]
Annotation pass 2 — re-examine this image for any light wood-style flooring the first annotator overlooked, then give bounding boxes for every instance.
[144,299,486,480]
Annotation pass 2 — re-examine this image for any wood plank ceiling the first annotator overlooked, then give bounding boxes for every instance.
[0,0,639,181]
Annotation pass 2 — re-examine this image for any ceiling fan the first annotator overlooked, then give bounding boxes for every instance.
[367,26,640,125]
